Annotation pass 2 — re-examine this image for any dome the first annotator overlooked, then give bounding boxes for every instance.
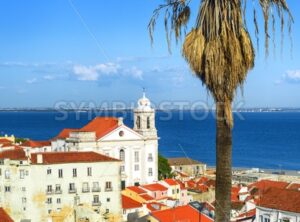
[137,92,152,111]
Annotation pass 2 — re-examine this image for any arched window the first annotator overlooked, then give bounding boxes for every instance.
[119,149,125,161]
[136,116,141,129]
[147,117,151,129]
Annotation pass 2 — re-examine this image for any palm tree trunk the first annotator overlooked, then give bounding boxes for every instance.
[215,102,232,222]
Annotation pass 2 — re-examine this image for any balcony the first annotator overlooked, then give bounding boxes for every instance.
[55,189,62,194]
[82,187,90,193]
[92,187,100,192]
[105,188,113,192]
[92,201,101,206]
[46,190,54,195]
[68,188,77,194]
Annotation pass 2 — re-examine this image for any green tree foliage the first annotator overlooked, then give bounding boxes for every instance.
[158,153,173,180]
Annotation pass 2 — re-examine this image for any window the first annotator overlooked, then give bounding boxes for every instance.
[69,183,76,193]
[47,198,52,204]
[22,187,26,192]
[120,165,125,172]
[4,170,10,179]
[119,149,125,161]
[22,197,27,204]
[87,167,92,176]
[105,181,112,191]
[4,186,11,192]
[47,185,53,193]
[282,219,290,222]
[147,116,150,129]
[136,116,141,129]
[55,184,61,193]
[93,195,99,203]
[57,198,61,204]
[148,168,153,176]
[107,198,110,202]
[73,168,77,177]
[58,169,63,178]
[148,153,153,162]
[92,182,100,192]
[106,209,109,214]
[20,170,25,179]
[47,168,52,175]
[134,164,139,171]
[134,151,139,162]
[82,182,89,192]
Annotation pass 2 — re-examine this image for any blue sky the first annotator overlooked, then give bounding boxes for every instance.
[0,0,299,108]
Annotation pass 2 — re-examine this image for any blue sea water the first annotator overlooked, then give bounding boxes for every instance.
[0,111,299,171]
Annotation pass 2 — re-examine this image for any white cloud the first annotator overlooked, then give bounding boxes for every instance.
[26,78,38,84]
[124,66,143,79]
[43,75,55,80]
[72,63,143,81]
[284,70,300,83]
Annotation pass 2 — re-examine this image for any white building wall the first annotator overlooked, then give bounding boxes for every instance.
[256,207,300,222]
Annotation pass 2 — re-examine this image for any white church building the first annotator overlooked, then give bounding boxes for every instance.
[50,93,159,188]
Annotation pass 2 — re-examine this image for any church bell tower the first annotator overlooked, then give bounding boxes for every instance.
[133,90,157,139]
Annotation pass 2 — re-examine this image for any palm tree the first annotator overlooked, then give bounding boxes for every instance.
[149,1,293,221]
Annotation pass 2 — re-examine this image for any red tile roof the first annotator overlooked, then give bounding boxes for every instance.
[127,186,147,194]
[142,183,168,192]
[140,193,155,201]
[231,186,241,202]
[0,147,27,160]
[53,117,119,140]
[176,180,186,189]
[0,139,13,145]
[258,187,300,213]
[164,179,178,186]
[80,117,119,139]
[248,180,289,195]
[236,208,256,221]
[55,128,78,139]
[286,183,300,191]
[21,140,51,148]
[0,208,14,222]
[31,152,120,164]
[151,205,213,222]
[122,195,142,209]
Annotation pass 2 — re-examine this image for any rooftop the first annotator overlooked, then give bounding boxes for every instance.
[168,157,203,166]
[122,195,142,210]
[150,204,213,222]
[21,140,51,148]
[127,186,147,194]
[258,187,300,213]
[142,183,168,192]
[0,208,14,222]
[31,151,120,165]
[0,147,27,160]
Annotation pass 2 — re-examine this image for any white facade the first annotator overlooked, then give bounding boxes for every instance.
[0,151,122,222]
[256,207,300,222]
[50,93,159,187]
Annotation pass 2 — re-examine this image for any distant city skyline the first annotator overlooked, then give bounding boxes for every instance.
[0,0,299,108]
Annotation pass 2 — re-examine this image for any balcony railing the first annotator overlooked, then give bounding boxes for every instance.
[46,190,54,195]
[82,187,90,193]
[55,189,62,194]
[92,201,101,206]
[105,188,113,192]
[68,188,77,194]
[92,187,100,192]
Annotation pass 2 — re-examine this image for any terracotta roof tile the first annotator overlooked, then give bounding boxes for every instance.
[142,183,168,192]
[80,117,119,139]
[164,179,178,186]
[122,195,142,209]
[151,205,213,222]
[168,157,203,166]
[31,152,120,164]
[140,193,154,201]
[21,140,51,148]
[0,139,13,145]
[127,186,147,194]
[0,147,27,160]
[258,187,300,213]
[0,208,14,222]
[55,128,79,139]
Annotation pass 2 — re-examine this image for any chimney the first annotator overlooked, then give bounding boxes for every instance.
[37,154,43,164]
[118,117,123,126]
